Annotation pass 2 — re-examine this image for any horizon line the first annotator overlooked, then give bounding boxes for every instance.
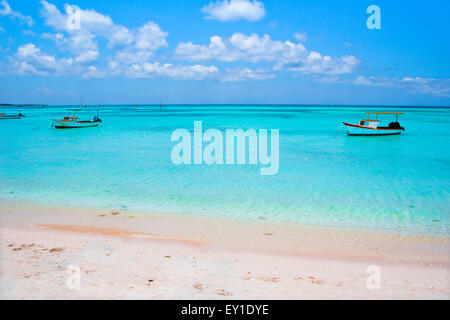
[2,103,449,108]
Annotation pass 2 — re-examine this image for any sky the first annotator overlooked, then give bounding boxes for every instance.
[0,0,449,106]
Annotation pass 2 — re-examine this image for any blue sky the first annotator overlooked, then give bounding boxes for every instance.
[0,0,449,105]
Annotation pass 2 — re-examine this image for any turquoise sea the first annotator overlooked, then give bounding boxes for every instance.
[0,105,449,236]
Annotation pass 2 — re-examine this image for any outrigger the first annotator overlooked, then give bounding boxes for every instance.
[343,112,405,136]
[52,109,102,129]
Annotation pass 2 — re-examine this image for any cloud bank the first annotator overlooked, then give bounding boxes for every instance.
[175,33,359,76]
[1,0,447,96]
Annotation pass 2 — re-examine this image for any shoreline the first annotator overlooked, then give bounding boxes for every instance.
[2,196,448,239]
[1,200,449,299]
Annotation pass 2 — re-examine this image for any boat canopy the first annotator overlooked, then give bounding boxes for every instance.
[66,109,100,116]
[366,112,405,115]
[366,112,405,121]
[67,108,100,112]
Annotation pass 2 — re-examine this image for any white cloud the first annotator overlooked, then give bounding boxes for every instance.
[74,50,99,64]
[222,67,274,81]
[3,2,221,82]
[280,52,359,76]
[10,43,73,76]
[112,49,153,65]
[40,1,121,39]
[123,62,219,80]
[14,62,46,76]
[39,1,167,65]
[67,32,99,63]
[354,75,373,86]
[293,32,307,42]
[202,0,266,22]
[41,32,66,45]
[176,33,307,63]
[135,22,168,50]
[120,63,275,82]
[354,76,450,97]
[3,1,365,83]
[0,0,34,26]
[82,65,106,79]
[7,39,220,81]
[111,58,273,82]
[404,78,450,97]
[8,43,110,79]
[175,33,359,76]
[354,76,407,88]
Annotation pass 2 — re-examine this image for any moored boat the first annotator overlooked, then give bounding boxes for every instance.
[0,112,25,119]
[343,112,405,136]
[52,109,102,129]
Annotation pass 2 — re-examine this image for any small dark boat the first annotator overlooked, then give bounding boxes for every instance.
[0,112,25,119]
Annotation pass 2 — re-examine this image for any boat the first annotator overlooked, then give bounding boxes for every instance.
[343,112,405,136]
[52,109,102,129]
[0,112,25,119]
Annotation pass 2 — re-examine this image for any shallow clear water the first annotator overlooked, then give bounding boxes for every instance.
[1,105,449,236]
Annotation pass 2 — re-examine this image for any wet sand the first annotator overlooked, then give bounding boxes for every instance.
[0,201,449,299]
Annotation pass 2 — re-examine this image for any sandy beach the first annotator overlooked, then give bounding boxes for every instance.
[0,200,448,300]
[1,0,449,304]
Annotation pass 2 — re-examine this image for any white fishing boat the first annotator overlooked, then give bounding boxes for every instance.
[52,109,102,129]
[343,112,405,136]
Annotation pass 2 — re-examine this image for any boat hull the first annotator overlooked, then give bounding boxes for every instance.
[53,121,100,129]
[343,123,402,136]
[0,116,23,119]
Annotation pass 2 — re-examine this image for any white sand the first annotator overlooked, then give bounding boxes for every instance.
[0,201,449,299]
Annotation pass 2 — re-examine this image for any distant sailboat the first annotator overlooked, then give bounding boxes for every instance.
[81,96,87,108]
